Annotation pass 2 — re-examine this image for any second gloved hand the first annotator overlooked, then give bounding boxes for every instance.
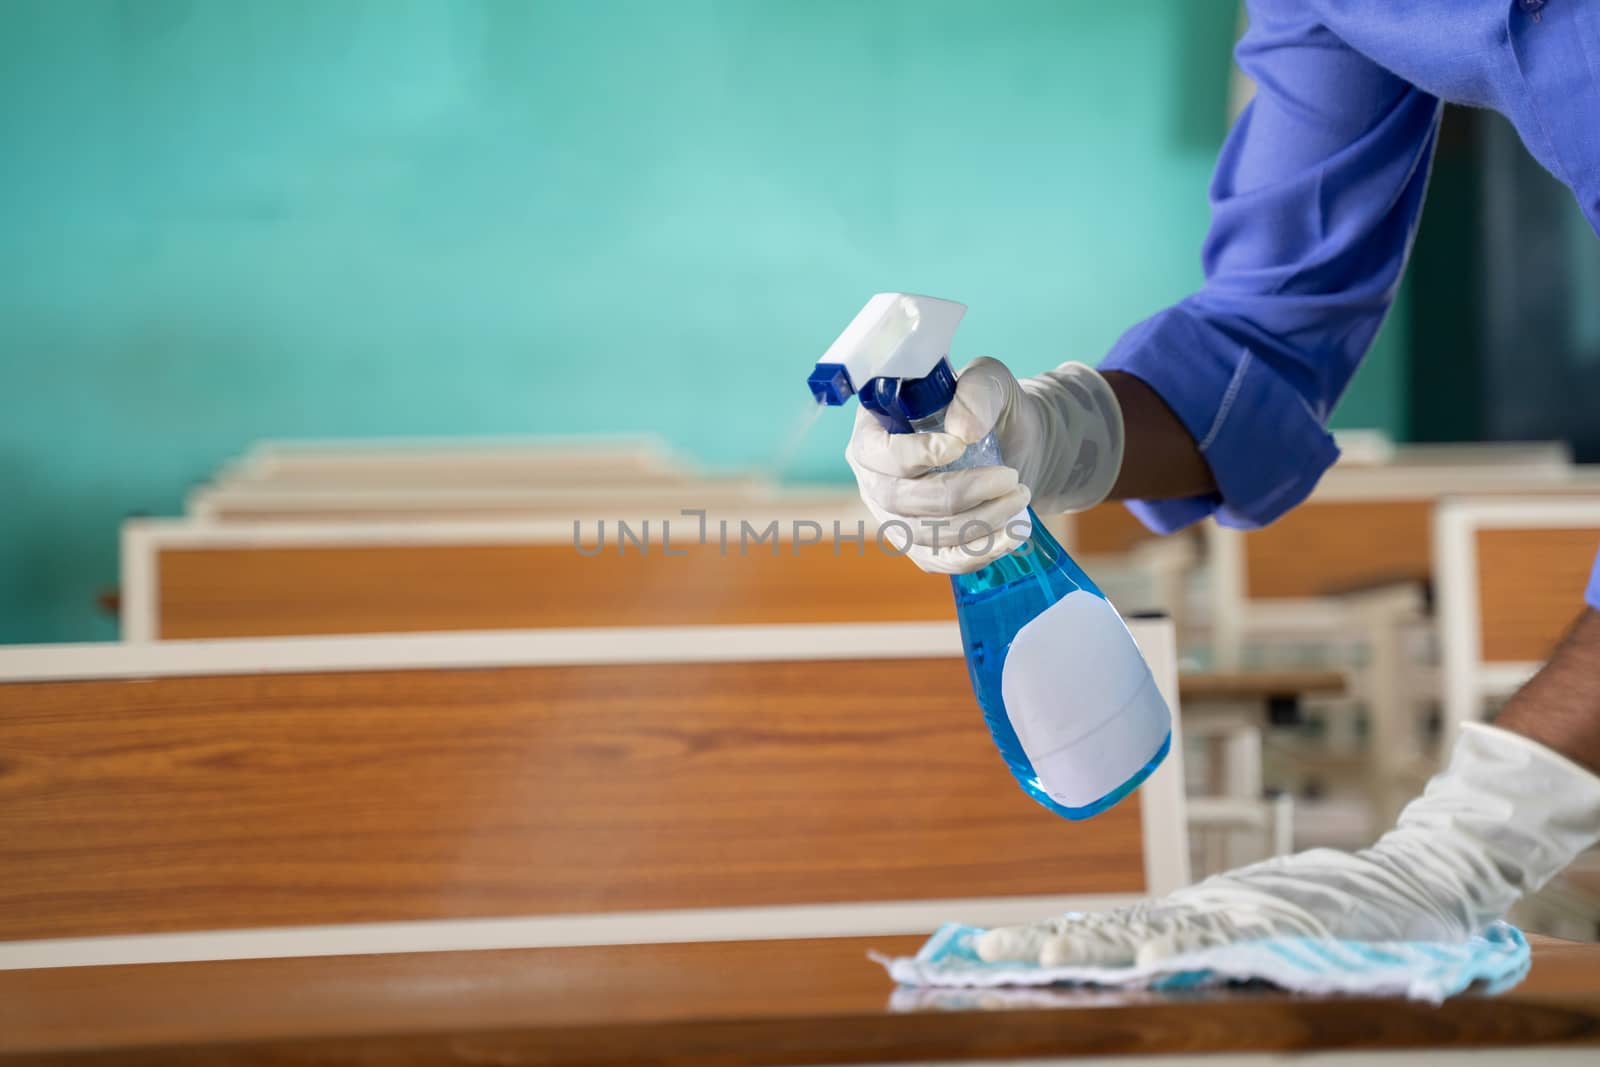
[846,358,1126,574]
[975,724,1600,967]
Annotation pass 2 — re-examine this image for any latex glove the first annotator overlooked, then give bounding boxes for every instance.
[846,358,1125,574]
[978,723,1600,967]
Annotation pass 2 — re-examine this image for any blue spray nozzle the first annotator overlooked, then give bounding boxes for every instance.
[859,357,958,435]
[805,293,967,427]
[808,363,855,406]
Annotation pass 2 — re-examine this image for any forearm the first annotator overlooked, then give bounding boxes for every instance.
[978,564,1600,965]
[1103,371,1217,501]
[1494,608,1600,776]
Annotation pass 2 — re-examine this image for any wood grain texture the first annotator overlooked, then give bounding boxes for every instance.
[155,541,953,638]
[1244,499,1434,600]
[1178,670,1346,701]
[2,936,1596,1064]
[0,660,1144,940]
[1478,527,1600,662]
[1071,503,1159,556]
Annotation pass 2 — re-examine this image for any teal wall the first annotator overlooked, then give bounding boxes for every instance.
[0,0,1402,643]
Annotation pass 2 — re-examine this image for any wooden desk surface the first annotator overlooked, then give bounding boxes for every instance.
[3,935,1597,1065]
[0,662,1146,941]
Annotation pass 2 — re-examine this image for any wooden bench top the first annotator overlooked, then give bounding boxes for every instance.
[0,659,1150,942]
[2,934,1596,1064]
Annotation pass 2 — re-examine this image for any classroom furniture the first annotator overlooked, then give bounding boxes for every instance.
[1203,465,1586,669]
[1433,496,1600,940]
[1060,503,1200,627]
[219,433,694,486]
[114,513,1321,868]
[1433,495,1600,743]
[1061,501,1163,558]
[1203,463,1600,831]
[3,934,1596,1064]
[1055,446,1579,667]
[119,509,930,641]
[184,477,785,522]
[0,620,1190,959]
[1179,669,1347,874]
[214,462,708,491]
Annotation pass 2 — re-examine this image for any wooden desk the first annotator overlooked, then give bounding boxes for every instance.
[142,535,950,639]
[3,935,1596,1064]
[120,507,944,641]
[185,481,776,522]
[1435,497,1600,747]
[0,658,1147,941]
[223,435,691,487]
[1179,670,1347,704]
[1178,671,1348,873]
[1069,501,1164,556]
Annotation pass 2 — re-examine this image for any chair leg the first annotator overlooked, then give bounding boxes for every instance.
[1220,726,1264,869]
[1270,791,1295,858]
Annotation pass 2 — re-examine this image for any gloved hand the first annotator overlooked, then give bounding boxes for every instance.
[978,723,1600,967]
[846,358,1125,574]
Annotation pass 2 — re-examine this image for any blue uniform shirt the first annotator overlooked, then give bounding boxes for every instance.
[1588,546,1600,611]
[1104,0,1600,535]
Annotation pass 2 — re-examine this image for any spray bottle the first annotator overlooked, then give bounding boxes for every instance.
[808,293,1171,819]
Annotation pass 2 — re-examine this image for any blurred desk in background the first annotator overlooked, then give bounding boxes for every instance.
[1179,669,1349,874]
[219,434,696,486]
[1179,669,1347,705]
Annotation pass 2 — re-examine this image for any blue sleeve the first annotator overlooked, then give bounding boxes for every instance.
[1101,1,1442,532]
[1587,545,1600,612]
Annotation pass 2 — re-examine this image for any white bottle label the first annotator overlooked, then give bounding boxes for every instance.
[999,591,1171,808]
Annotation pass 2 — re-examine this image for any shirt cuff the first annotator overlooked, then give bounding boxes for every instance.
[1587,545,1600,612]
[1100,305,1341,534]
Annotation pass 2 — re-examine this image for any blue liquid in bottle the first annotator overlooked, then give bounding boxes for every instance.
[827,327,1171,823]
[919,421,1171,820]
[950,507,1172,820]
